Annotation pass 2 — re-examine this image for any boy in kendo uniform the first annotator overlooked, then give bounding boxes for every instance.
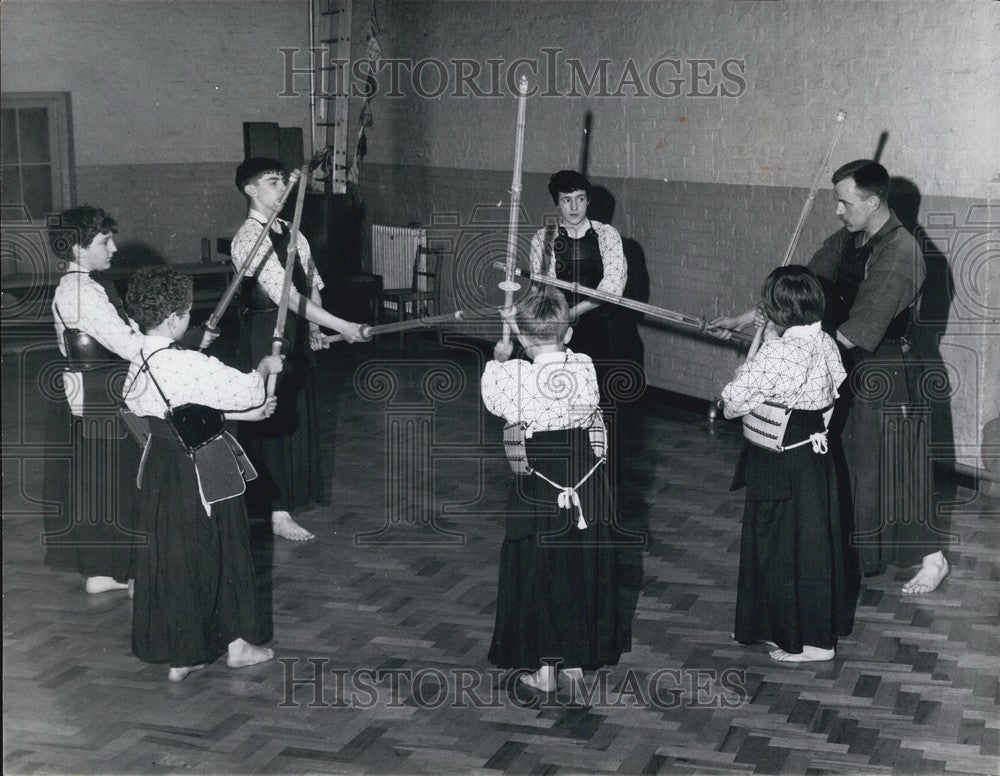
[482,287,630,692]
[123,266,281,682]
[47,206,217,595]
[229,157,367,541]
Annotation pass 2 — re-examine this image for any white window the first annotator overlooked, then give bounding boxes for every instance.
[2,92,74,221]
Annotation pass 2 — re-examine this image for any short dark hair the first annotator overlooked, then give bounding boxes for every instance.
[832,159,889,204]
[126,267,194,333]
[235,157,285,194]
[547,170,591,205]
[760,265,825,329]
[49,205,117,260]
[516,285,570,343]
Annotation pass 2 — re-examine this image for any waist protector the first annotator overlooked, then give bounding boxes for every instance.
[63,328,120,371]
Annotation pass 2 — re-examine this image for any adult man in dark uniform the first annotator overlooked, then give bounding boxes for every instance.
[712,160,949,594]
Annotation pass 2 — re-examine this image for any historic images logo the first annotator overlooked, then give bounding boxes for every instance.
[281,49,747,100]
[279,660,749,710]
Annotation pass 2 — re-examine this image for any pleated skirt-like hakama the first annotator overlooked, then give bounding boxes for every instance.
[489,427,630,670]
[236,307,326,520]
[131,420,268,667]
[41,367,141,582]
[732,411,853,653]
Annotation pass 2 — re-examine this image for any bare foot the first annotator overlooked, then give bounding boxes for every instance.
[167,664,205,682]
[519,666,557,692]
[769,646,835,663]
[226,638,274,669]
[271,511,314,541]
[902,551,949,595]
[85,576,130,594]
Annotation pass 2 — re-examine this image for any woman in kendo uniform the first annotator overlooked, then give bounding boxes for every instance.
[528,170,629,398]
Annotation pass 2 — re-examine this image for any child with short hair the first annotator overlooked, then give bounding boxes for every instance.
[482,287,629,691]
[45,205,142,594]
[722,265,852,662]
[230,157,366,541]
[123,266,281,681]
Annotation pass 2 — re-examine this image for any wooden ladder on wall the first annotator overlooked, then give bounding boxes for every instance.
[312,0,353,193]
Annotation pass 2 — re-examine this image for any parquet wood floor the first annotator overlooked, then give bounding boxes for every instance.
[3,338,998,775]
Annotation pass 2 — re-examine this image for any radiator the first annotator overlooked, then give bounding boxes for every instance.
[371,225,426,291]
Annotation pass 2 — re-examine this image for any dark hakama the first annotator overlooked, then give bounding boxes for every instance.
[131,419,267,667]
[550,227,628,395]
[732,410,852,653]
[489,427,629,670]
[237,305,326,520]
[41,366,141,582]
[818,220,941,575]
[838,344,939,574]
[549,225,645,514]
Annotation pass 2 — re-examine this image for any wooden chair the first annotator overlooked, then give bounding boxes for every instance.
[373,245,443,347]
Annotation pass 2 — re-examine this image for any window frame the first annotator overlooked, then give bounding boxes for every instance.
[1,91,75,221]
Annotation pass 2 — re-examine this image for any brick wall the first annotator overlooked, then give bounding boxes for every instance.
[1,0,316,262]
[357,0,997,198]
[1,0,996,464]
[348,0,998,469]
[2,0,314,167]
[356,164,995,464]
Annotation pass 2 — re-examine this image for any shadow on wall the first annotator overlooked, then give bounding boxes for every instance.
[889,176,958,511]
[587,184,616,226]
[589,184,647,377]
[621,238,648,371]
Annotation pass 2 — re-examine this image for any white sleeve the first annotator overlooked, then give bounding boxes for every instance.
[297,233,325,293]
[481,359,524,423]
[595,224,627,296]
[721,343,780,419]
[573,354,601,411]
[53,276,143,361]
[230,221,286,306]
[825,336,847,390]
[166,351,267,411]
[529,229,550,277]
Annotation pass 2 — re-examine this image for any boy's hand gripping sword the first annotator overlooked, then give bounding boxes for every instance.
[202,168,302,348]
[268,165,309,395]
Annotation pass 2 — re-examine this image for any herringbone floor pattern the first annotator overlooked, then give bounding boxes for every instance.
[3,338,998,775]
